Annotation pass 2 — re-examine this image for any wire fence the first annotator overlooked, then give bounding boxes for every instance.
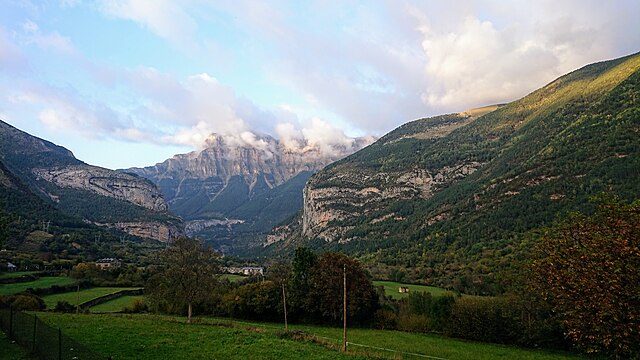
[0,308,108,360]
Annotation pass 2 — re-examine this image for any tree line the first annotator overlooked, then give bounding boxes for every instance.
[141,195,639,358]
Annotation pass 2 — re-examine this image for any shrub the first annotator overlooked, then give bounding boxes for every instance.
[124,299,148,313]
[373,308,397,330]
[9,294,45,311]
[444,296,522,344]
[54,300,76,313]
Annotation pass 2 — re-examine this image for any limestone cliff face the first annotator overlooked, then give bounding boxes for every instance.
[126,133,374,222]
[103,221,182,242]
[294,109,495,243]
[129,133,373,188]
[33,165,167,211]
[0,119,179,243]
[301,162,484,241]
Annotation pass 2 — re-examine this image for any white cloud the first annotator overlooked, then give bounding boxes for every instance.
[419,16,552,108]
[100,0,198,51]
[409,1,635,111]
[0,28,29,73]
[275,122,304,151]
[3,0,638,169]
[22,19,78,56]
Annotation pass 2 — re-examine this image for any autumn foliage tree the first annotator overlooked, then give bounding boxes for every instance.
[147,237,220,323]
[309,251,378,324]
[531,196,640,358]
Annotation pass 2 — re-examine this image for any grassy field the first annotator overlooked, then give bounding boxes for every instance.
[0,271,39,280]
[0,331,36,360]
[220,274,248,282]
[0,277,76,296]
[35,313,584,360]
[205,318,584,360]
[90,295,144,313]
[373,281,454,299]
[285,323,583,360]
[37,313,367,360]
[41,287,142,308]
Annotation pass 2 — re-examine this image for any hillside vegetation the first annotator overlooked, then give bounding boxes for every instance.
[266,52,640,293]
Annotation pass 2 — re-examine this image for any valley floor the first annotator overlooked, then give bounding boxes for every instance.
[30,313,585,360]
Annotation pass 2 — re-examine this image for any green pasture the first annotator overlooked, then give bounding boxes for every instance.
[220,274,247,282]
[0,331,36,360]
[373,281,454,299]
[0,271,39,280]
[35,313,585,360]
[41,287,142,308]
[37,313,365,360]
[89,295,144,313]
[0,277,75,296]
[287,323,582,360]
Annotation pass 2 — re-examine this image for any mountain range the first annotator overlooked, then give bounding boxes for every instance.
[124,133,373,251]
[1,52,638,290]
[263,52,640,292]
[0,120,182,246]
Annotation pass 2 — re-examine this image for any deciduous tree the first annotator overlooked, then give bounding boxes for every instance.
[147,237,220,323]
[531,196,640,357]
[309,252,378,324]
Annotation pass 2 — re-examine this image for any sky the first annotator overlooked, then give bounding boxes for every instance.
[0,0,638,170]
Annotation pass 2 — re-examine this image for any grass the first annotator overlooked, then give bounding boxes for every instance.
[0,277,76,296]
[0,272,39,280]
[373,281,454,299]
[220,274,248,282]
[286,323,583,360]
[90,295,144,313]
[0,331,36,360]
[35,313,585,360]
[36,313,367,360]
[208,317,584,360]
[41,287,142,309]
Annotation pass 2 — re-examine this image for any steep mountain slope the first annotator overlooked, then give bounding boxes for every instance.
[0,159,113,255]
[266,52,640,291]
[0,120,181,242]
[126,133,372,248]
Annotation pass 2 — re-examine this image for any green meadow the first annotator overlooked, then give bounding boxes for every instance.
[0,277,76,296]
[36,313,366,360]
[41,287,142,308]
[89,295,144,313]
[34,313,585,360]
[0,272,39,280]
[373,281,454,299]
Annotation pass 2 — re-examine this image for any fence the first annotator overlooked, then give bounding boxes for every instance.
[0,308,108,360]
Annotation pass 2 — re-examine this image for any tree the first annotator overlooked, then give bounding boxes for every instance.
[531,196,640,357]
[288,247,316,318]
[146,237,220,323]
[309,252,378,324]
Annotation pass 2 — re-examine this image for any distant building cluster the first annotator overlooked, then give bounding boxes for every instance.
[223,266,264,276]
[95,258,121,270]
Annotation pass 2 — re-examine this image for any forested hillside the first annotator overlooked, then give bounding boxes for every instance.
[265,52,640,293]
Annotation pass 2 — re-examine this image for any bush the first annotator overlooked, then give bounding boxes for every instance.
[373,308,397,330]
[9,294,45,311]
[124,299,148,313]
[222,281,281,321]
[395,292,455,333]
[54,300,76,313]
[397,313,430,332]
[444,296,522,344]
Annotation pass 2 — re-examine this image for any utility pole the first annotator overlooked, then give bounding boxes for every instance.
[282,282,288,331]
[343,264,347,353]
